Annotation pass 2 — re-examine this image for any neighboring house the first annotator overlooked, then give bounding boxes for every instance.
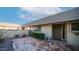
[0,22,21,30]
[23,7,79,46]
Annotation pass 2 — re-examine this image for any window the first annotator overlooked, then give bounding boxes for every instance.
[37,26,41,32]
[34,26,41,32]
[71,22,79,31]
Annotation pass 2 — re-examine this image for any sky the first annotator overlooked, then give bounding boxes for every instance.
[0,7,73,25]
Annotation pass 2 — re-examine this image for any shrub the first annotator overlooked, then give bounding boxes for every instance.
[15,35,19,38]
[31,32,45,40]
[22,34,26,37]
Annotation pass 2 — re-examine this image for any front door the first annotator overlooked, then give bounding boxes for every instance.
[53,24,62,40]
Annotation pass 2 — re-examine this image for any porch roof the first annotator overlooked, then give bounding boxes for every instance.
[23,7,79,26]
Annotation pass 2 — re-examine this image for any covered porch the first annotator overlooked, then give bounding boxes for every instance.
[52,23,67,41]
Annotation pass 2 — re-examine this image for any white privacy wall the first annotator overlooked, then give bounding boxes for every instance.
[0,30,29,38]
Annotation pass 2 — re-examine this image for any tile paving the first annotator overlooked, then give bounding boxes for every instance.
[12,37,72,51]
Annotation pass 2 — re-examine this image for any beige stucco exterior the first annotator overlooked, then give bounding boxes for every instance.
[66,22,79,46]
[26,22,79,46]
[41,24,52,39]
[41,22,79,46]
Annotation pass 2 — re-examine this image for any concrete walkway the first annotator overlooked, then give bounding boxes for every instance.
[13,37,72,51]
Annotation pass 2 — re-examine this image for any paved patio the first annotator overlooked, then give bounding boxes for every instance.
[12,37,72,51]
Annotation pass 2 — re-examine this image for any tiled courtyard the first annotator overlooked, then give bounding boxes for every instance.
[12,37,72,51]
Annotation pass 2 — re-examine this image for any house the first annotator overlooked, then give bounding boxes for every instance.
[0,22,21,30]
[23,7,79,46]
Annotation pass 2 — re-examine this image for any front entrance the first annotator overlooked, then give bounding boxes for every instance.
[52,24,66,40]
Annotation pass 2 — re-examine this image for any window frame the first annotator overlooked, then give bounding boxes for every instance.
[71,21,79,33]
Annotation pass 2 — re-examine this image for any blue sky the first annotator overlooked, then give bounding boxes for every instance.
[0,7,73,25]
[0,7,27,24]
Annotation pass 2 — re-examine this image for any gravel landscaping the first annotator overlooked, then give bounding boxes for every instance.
[12,37,72,51]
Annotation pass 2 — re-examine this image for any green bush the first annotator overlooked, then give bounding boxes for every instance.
[15,35,19,38]
[22,34,27,37]
[31,32,45,40]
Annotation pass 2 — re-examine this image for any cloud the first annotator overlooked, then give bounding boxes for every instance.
[19,14,30,19]
[19,7,63,22]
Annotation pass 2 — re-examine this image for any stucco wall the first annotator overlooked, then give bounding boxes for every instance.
[66,22,79,46]
[41,24,52,39]
[0,29,29,39]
